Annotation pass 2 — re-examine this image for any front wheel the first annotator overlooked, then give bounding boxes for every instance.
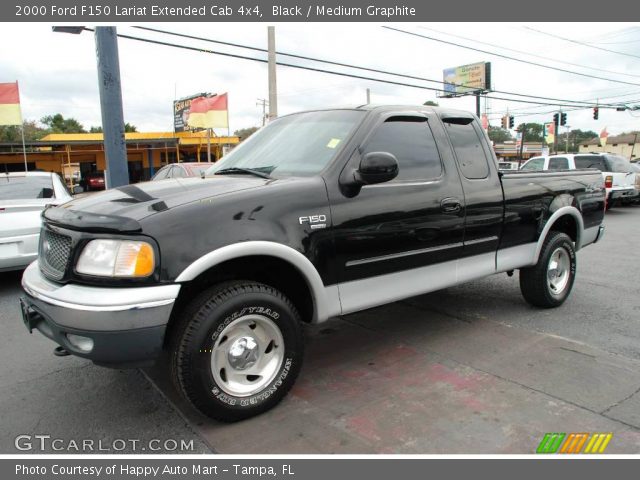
[519,231,576,308]
[171,281,304,422]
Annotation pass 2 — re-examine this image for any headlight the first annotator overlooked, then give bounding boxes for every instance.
[76,239,155,278]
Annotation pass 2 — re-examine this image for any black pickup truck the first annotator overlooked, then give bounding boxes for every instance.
[20,105,605,421]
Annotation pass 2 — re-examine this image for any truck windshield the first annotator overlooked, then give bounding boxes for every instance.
[207,110,364,177]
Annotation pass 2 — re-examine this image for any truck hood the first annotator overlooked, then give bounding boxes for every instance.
[44,176,273,232]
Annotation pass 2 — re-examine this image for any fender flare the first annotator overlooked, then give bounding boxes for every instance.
[534,206,584,263]
[174,241,339,323]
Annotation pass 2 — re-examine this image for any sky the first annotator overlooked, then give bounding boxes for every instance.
[1,22,640,137]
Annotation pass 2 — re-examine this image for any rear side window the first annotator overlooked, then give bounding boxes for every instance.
[604,154,633,173]
[445,121,490,179]
[362,117,442,183]
[575,155,607,171]
[0,176,54,200]
[521,157,545,171]
[549,157,569,170]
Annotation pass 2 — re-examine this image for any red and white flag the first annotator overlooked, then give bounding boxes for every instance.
[187,93,228,129]
[599,127,608,147]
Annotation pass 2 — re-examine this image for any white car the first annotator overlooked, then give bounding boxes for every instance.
[0,172,74,272]
[521,153,637,209]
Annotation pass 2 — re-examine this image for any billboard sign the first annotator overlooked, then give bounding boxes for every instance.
[440,62,491,97]
[173,93,209,132]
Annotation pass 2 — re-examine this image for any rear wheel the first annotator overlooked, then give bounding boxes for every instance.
[519,231,576,308]
[171,281,303,422]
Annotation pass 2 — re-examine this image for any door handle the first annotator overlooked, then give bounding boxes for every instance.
[441,197,462,214]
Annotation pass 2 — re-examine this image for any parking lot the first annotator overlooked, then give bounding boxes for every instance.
[1,205,640,454]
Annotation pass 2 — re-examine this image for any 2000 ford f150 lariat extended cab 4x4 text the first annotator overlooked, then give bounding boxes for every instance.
[20,105,605,421]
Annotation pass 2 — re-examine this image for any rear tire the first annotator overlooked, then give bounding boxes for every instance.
[170,281,303,422]
[519,231,576,308]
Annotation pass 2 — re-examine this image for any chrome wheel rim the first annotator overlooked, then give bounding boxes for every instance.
[547,247,571,295]
[211,314,284,397]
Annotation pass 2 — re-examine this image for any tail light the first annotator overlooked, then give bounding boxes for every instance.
[635,173,640,188]
[604,175,613,189]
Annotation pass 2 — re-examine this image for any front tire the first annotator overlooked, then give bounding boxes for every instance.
[171,281,303,422]
[519,231,576,308]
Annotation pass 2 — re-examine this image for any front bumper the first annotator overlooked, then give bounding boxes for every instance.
[20,262,181,367]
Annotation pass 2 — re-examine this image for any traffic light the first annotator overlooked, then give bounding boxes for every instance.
[553,113,559,126]
[593,107,599,120]
[560,112,567,126]
[509,116,514,129]
[501,115,508,129]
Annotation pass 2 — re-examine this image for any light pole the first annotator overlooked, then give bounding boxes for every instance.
[52,26,129,188]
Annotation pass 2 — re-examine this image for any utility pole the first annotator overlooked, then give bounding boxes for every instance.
[267,26,278,120]
[475,93,481,117]
[95,27,129,188]
[366,88,371,104]
[257,98,268,126]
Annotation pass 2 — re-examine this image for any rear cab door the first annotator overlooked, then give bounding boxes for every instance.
[439,112,504,273]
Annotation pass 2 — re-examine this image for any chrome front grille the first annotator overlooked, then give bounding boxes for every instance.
[39,229,72,281]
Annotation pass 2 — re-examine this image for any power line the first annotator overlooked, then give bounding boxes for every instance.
[416,25,640,79]
[88,28,633,111]
[382,26,640,88]
[133,26,632,109]
[524,26,640,60]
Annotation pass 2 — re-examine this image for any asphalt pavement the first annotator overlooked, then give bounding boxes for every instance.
[1,205,639,454]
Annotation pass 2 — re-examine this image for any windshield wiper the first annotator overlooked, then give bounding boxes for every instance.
[214,167,271,179]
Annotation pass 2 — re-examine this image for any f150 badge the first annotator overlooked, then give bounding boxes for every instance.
[299,214,327,229]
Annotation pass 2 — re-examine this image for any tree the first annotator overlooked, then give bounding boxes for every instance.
[517,123,544,142]
[0,120,48,142]
[89,123,137,133]
[41,113,86,133]
[234,126,259,141]
[487,126,513,143]
[423,100,439,106]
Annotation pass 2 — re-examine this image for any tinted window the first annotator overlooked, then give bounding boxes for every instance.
[575,155,607,171]
[549,157,569,170]
[604,154,633,173]
[445,122,490,179]
[0,175,54,200]
[362,117,442,182]
[521,157,545,171]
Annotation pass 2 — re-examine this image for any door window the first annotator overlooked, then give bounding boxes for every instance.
[521,157,545,171]
[445,121,490,179]
[361,117,442,183]
[549,157,569,170]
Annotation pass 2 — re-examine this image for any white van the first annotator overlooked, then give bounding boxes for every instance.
[521,153,638,209]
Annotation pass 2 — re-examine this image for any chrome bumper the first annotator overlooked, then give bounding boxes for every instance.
[20,262,181,367]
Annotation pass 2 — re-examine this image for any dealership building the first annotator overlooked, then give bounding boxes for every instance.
[0,131,239,182]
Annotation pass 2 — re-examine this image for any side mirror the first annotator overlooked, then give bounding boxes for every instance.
[354,152,399,185]
[72,185,84,195]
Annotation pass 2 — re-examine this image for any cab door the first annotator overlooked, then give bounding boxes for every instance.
[328,111,466,312]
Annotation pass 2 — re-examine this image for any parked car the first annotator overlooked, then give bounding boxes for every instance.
[20,105,605,422]
[152,162,215,180]
[629,163,640,204]
[1,172,73,272]
[80,172,106,191]
[497,161,520,171]
[521,153,637,209]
